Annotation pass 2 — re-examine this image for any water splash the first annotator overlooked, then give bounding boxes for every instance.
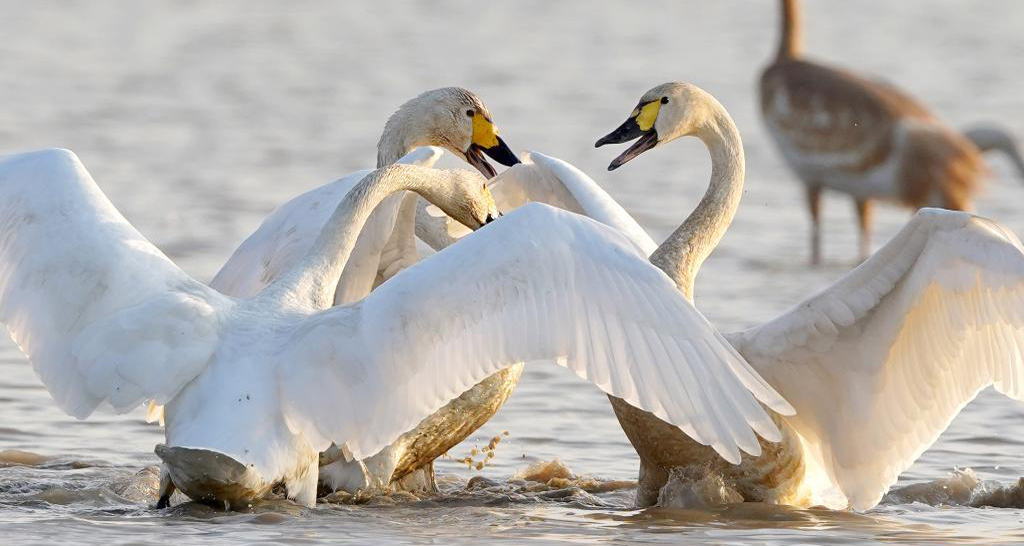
[657,465,744,508]
[884,468,1024,508]
[319,459,635,507]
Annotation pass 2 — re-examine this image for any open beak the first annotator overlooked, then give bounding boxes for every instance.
[595,117,658,171]
[595,100,662,170]
[466,136,520,179]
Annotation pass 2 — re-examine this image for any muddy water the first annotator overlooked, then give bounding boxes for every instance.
[1,1,1024,544]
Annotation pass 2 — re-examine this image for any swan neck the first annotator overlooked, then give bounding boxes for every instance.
[270,165,439,308]
[649,107,744,302]
[377,134,416,168]
[777,0,802,59]
[376,102,432,167]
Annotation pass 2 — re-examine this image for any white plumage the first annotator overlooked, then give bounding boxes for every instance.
[206,87,524,495]
[481,81,1024,510]
[210,146,443,303]
[729,209,1024,509]
[0,148,789,507]
[0,149,232,419]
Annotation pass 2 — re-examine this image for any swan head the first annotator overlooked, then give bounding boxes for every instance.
[595,82,719,170]
[422,168,501,230]
[379,87,521,178]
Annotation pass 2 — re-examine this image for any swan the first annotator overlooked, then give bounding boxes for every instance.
[239,148,658,496]
[586,81,1024,510]
[212,86,520,301]
[172,87,525,495]
[760,0,1011,264]
[0,148,792,508]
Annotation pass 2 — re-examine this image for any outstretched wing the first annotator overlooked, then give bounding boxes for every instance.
[0,149,231,418]
[211,147,444,302]
[278,203,793,464]
[417,152,657,255]
[492,152,657,255]
[728,208,1024,509]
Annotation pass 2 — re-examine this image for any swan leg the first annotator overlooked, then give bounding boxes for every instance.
[854,198,873,262]
[392,460,437,494]
[287,455,320,508]
[318,454,374,496]
[156,465,175,509]
[806,184,823,265]
[634,459,670,508]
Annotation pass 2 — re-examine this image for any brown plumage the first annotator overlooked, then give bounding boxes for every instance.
[760,0,986,263]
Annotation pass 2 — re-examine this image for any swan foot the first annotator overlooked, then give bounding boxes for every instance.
[635,459,669,507]
[156,465,175,509]
[286,455,320,508]
[391,460,437,494]
[657,465,743,508]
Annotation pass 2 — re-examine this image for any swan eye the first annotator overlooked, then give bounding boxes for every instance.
[466,109,475,117]
[661,97,669,104]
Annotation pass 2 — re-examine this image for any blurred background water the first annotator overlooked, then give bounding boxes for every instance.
[1,1,1023,544]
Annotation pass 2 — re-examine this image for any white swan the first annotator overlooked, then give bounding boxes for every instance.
[178,87,525,495]
[242,147,655,495]
[213,87,519,302]
[0,148,791,508]
[586,81,1024,510]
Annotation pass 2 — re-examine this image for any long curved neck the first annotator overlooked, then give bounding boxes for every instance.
[267,164,444,308]
[376,105,430,167]
[777,0,802,59]
[648,107,745,303]
[375,103,434,275]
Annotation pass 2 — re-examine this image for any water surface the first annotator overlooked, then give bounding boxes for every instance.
[1,1,1023,544]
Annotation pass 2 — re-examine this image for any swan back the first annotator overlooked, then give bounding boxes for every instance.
[210,147,443,302]
[498,152,657,255]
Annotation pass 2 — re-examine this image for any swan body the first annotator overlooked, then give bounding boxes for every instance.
[205,87,524,495]
[586,81,1024,510]
[0,148,791,508]
[760,0,993,263]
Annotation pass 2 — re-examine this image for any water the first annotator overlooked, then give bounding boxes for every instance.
[1,1,1023,543]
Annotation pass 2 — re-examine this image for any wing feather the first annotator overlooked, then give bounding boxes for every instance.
[279,204,791,463]
[0,149,229,418]
[729,208,1024,509]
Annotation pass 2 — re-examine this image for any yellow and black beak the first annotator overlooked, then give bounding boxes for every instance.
[595,100,662,171]
[466,113,520,178]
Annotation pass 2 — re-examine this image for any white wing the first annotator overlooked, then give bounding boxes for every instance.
[0,149,231,418]
[210,147,443,302]
[278,204,793,464]
[417,151,657,255]
[727,208,1024,509]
